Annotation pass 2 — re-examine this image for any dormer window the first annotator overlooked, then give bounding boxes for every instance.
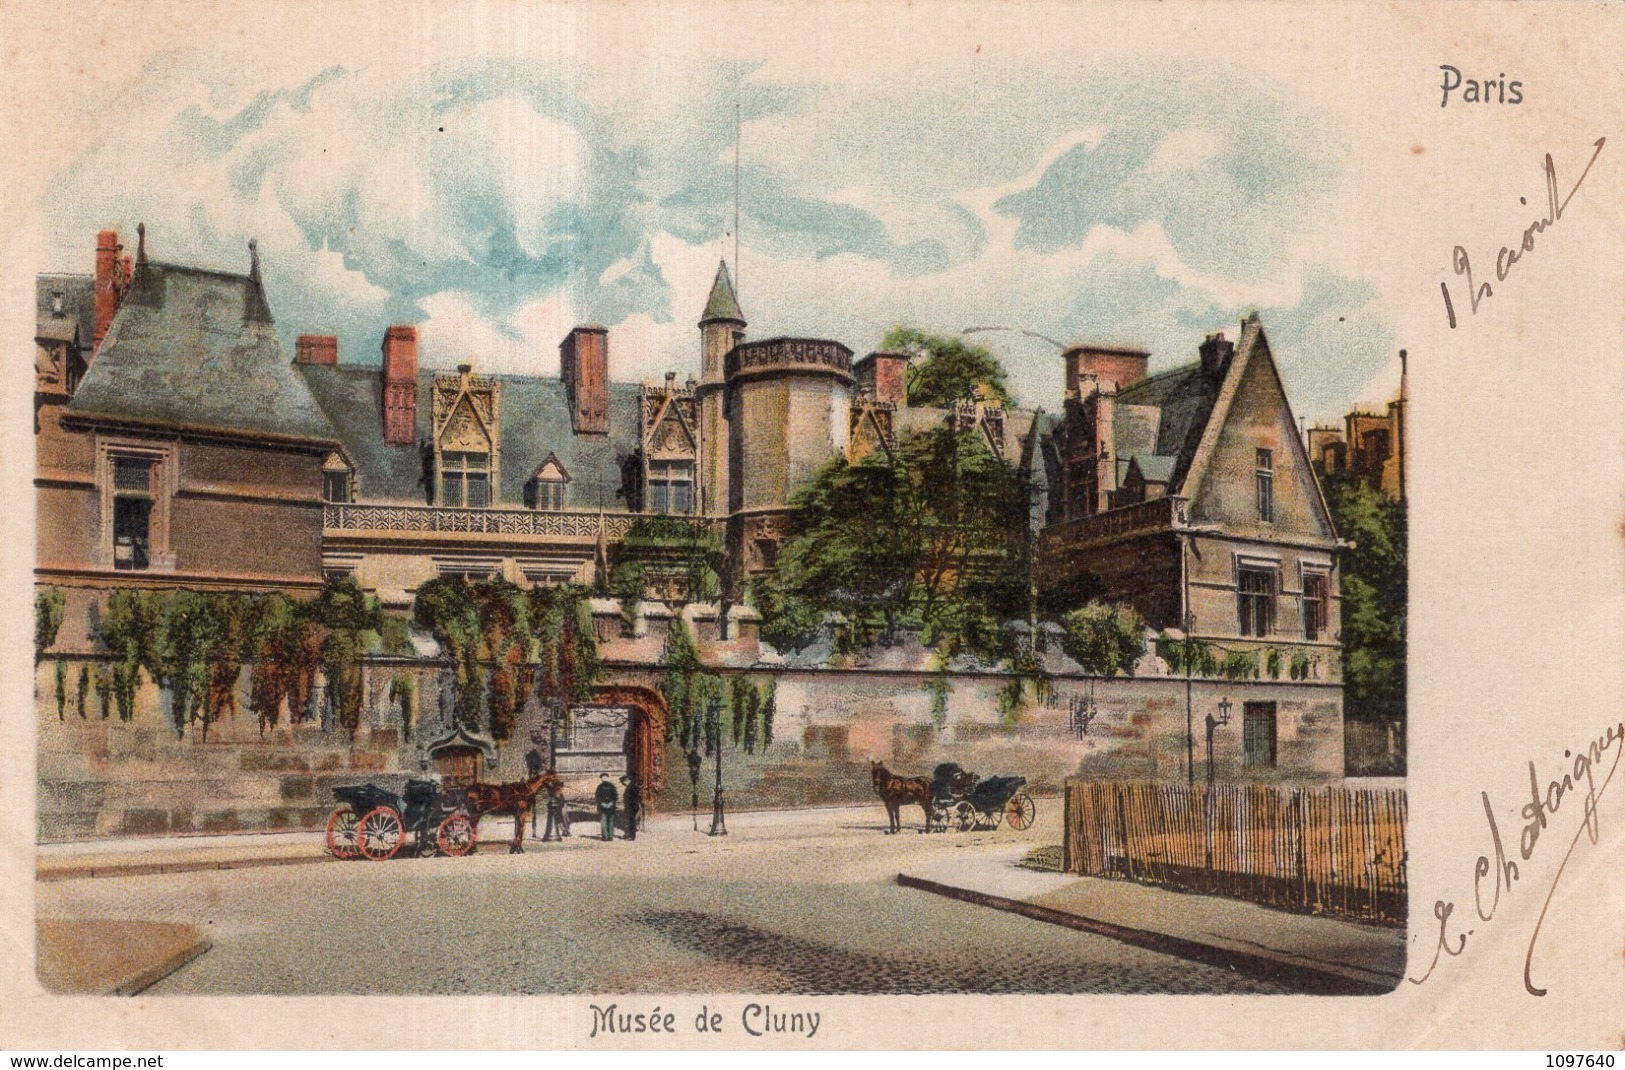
[321,451,355,504]
[431,368,501,508]
[441,451,490,508]
[527,452,572,511]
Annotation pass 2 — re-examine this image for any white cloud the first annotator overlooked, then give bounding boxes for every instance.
[1143,127,1224,175]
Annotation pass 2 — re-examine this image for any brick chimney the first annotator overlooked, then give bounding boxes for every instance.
[1063,345,1149,396]
[854,351,908,405]
[295,334,338,366]
[93,230,123,353]
[1199,332,1234,378]
[560,325,610,434]
[381,325,418,446]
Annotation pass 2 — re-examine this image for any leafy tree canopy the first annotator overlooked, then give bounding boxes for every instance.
[1060,601,1147,677]
[35,588,65,663]
[760,423,1028,656]
[881,327,1014,408]
[1320,473,1406,725]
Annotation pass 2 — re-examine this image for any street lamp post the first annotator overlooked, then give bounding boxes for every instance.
[686,748,702,832]
[706,698,728,837]
[1205,696,1232,788]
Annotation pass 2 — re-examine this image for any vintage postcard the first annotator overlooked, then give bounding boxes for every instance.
[2,0,1622,1051]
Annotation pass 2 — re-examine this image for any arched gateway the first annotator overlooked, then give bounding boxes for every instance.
[550,685,669,810]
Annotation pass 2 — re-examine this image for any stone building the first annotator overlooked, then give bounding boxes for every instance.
[33,228,1349,840]
[1307,350,1408,500]
[1036,322,1344,769]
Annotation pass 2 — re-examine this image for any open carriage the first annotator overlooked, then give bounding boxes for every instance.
[324,779,478,861]
[929,763,1037,832]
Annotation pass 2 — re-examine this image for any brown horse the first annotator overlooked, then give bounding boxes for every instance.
[870,760,934,834]
[460,771,561,854]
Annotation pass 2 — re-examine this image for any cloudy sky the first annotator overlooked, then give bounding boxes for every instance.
[40,35,1398,428]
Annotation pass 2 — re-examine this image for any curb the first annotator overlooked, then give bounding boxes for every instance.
[896,872,1396,995]
[113,938,213,996]
[38,853,332,883]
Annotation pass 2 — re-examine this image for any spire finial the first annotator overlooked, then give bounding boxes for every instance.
[135,222,147,266]
[248,238,260,281]
[700,258,744,325]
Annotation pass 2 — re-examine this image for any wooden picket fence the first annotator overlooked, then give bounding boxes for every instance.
[1063,781,1407,926]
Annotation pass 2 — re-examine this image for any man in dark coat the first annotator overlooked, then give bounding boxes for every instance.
[595,773,618,842]
[622,774,641,840]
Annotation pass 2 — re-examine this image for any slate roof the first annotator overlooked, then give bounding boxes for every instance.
[893,402,1040,461]
[36,273,96,347]
[699,260,745,324]
[1124,454,1177,484]
[1110,359,1223,494]
[295,364,643,506]
[66,262,337,444]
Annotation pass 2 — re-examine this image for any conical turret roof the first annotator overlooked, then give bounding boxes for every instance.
[700,259,745,325]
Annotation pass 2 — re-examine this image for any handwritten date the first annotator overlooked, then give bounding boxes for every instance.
[1440,138,1605,329]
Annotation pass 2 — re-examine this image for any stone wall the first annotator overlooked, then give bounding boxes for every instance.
[649,666,1343,815]
[35,599,1344,841]
[36,659,410,843]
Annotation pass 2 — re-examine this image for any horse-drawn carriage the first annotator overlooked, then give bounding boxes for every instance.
[324,779,477,861]
[870,759,1037,833]
[929,763,1037,831]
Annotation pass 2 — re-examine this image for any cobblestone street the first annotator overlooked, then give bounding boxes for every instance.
[38,803,1286,995]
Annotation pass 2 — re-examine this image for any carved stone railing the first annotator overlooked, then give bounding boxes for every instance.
[324,503,638,540]
[726,337,854,383]
[1038,496,1184,555]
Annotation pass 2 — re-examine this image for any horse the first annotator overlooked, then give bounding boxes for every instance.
[870,759,935,834]
[460,770,562,854]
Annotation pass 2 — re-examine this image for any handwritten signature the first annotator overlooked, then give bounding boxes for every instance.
[1440,137,1606,328]
[1407,718,1624,995]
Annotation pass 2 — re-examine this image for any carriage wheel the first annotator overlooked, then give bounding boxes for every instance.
[436,812,477,857]
[357,806,405,861]
[1005,793,1036,831]
[325,807,361,860]
[955,802,977,832]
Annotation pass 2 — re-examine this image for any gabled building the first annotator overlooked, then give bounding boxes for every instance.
[1038,318,1342,761]
[35,229,339,645]
[37,228,1339,697]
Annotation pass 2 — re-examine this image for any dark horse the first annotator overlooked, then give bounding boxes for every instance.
[460,770,562,854]
[870,759,934,834]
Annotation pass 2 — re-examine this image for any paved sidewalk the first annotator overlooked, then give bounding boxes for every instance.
[36,919,211,995]
[899,846,1406,995]
[35,802,889,881]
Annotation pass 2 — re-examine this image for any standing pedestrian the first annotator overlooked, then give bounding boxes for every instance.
[622,773,641,840]
[595,773,618,842]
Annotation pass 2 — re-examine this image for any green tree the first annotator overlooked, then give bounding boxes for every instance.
[881,327,1014,408]
[99,589,159,722]
[527,583,600,709]
[414,576,484,732]
[766,424,1027,656]
[35,588,65,664]
[389,674,415,741]
[248,593,300,735]
[1060,601,1147,678]
[1321,474,1407,727]
[617,516,724,607]
[308,576,383,740]
[659,618,719,752]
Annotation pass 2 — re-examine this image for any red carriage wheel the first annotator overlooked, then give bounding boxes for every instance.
[436,812,477,857]
[357,806,404,861]
[325,807,361,859]
[1005,792,1036,831]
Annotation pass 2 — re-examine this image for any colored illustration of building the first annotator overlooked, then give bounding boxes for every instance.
[1036,326,1345,712]
[34,228,1352,840]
